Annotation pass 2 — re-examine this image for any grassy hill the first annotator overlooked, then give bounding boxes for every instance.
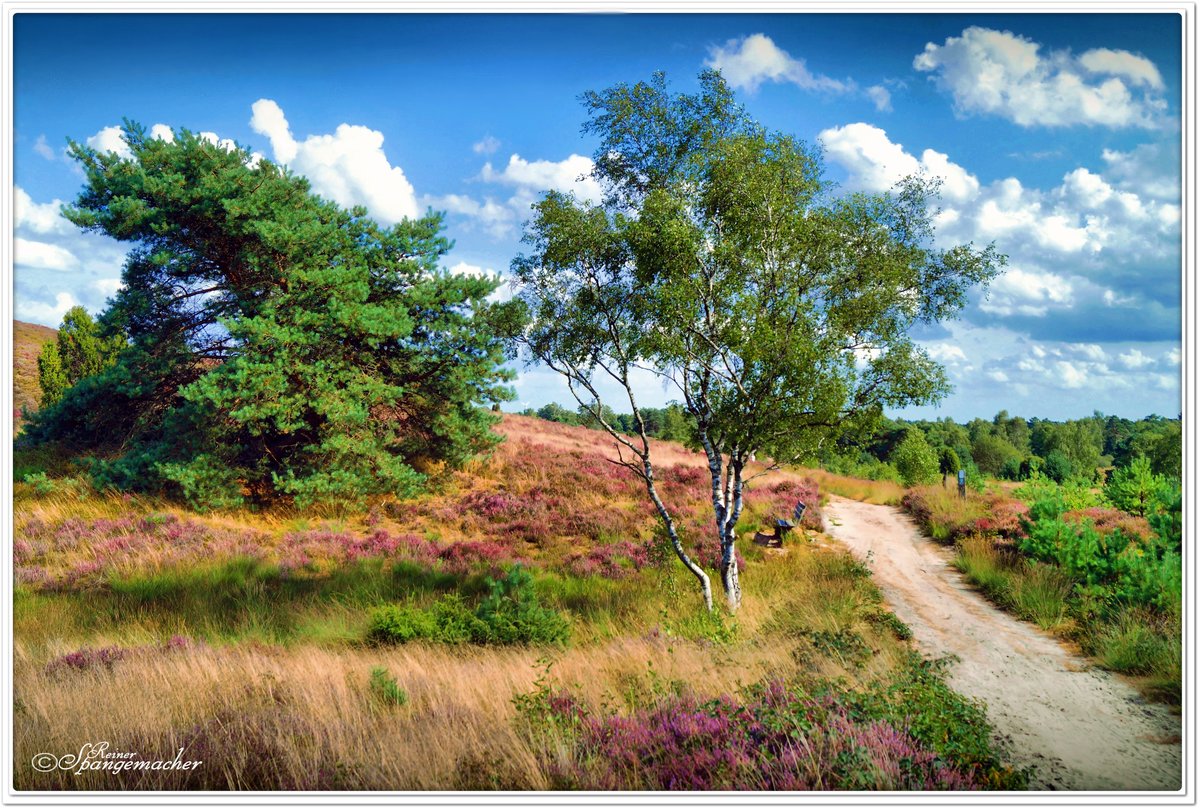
[13,319,55,425]
[12,414,1026,790]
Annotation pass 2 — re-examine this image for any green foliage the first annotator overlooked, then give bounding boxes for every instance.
[1041,450,1072,483]
[513,70,1001,608]
[890,429,939,487]
[36,343,68,408]
[1104,455,1169,517]
[970,433,1021,477]
[36,306,123,409]
[938,447,961,481]
[24,124,516,509]
[367,565,569,646]
[849,655,1029,788]
[368,667,409,707]
[1031,418,1105,481]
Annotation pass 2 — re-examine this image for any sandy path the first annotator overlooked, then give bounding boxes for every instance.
[822,495,1182,792]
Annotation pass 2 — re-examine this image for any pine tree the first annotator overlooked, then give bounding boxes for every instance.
[26,123,517,509]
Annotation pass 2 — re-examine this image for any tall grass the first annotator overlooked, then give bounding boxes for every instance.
[795,467,905,506]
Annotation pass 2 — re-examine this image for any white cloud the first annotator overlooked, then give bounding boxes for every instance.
[150,124,175,143]
[818,123,1179,340]
[33,134,55,160]
[980,268,1074,317]
[15,187,71,235]
[1079,48,1164,90]
[1054,360,1089,388]
[987,370,1010,383]
[914,26,1169,128]
[250,98,418,225]
[473,135,501,155]
[866,85,892,112]
[1070,343,1106,361]
[481,153,603,204]
[926,343,967,364]
[706,33,854,94]
[94,278,123,298]
[1165,348,1181,365]
[817,123,979,203]
[86,125,133,159]
[1118,348,1155,369]
[16,291,78,325]
[1101,142,1180,201]
[14,237,77,271]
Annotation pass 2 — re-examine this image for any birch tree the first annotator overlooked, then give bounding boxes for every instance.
[513,71,1003,610]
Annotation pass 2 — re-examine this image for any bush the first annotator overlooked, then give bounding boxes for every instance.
[890,430,939,487]
[521,670,1024,790]
[368,565,569,646]
[368,667,409,706]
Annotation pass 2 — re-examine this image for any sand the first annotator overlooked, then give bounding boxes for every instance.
[823,494,1182,792]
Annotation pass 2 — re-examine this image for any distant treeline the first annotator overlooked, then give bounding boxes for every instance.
[519,403,1180,485]
[518,402,695,444]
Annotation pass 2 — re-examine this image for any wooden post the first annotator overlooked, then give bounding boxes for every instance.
[957,469,967,499]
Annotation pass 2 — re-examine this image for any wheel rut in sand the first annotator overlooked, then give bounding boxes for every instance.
[822,494,1182,791]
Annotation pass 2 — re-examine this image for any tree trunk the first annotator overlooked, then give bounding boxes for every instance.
[642,461,713,611]
[720,536,741,611]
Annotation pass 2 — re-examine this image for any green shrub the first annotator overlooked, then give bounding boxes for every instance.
[850,655,1030,788]
[367,565,569,646]
[368,666,409,706]
[890,429,939,487]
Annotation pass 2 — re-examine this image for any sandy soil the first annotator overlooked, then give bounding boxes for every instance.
[822,495,1182,792]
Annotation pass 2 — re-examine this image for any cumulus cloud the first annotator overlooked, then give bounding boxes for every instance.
[86,125,133,159]
[706,33,854,94]
[480,153,603,204]
[250,98,418,225]
[818,122,979,203]
[15,188,71,235]
[16,291,79,325]
[15,238,77,271]
[15,184,132,326]
[1101,142,1180,201]
[817,122,1180,343]
[926,343,967,363]
[1118,348,1155,369]
[430,152,605,240]
[980,268,1074,317]
[914,26,1169,128]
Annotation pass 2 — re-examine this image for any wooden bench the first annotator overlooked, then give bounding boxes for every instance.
[752,502,807,547]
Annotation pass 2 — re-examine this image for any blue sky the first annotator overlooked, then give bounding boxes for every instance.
[12,12,1183,421]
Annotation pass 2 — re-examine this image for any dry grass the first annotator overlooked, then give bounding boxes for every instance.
[791,466,906,506]
[13,414,931,790]
[13,320,56,428]
[13,535,911,790]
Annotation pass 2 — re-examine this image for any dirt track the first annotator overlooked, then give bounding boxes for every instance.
[822,495,1182,792]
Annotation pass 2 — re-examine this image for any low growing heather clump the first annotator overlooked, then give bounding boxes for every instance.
[518,662,1026,791]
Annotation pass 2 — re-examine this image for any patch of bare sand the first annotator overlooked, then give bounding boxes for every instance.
[823,495,1182,792]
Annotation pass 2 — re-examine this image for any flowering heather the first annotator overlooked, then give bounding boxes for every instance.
[44,645,127,675]
[541,680,983,790]
[44,635,200,676]
[437,540,515,575]
[744,478,824,531]
[564,540,654,579]
[1064,508,1152,541]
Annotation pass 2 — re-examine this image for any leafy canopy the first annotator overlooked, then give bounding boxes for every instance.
[26,122,516,509]
[36,306,122,408]
[513,70,1002,609]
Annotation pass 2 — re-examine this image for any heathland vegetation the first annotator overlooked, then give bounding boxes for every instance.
[11,69,1179,792]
